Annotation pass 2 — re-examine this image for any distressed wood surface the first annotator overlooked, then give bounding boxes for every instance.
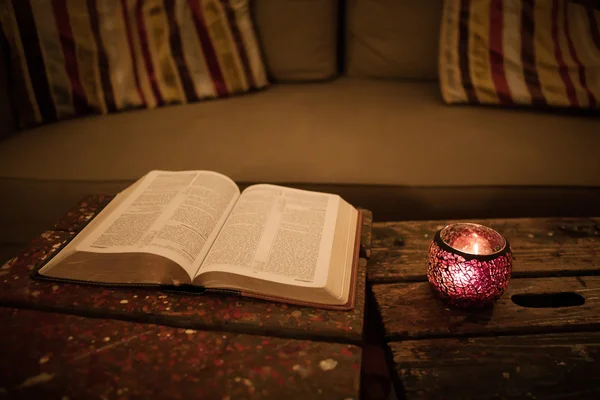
[390,332,600,400]
[373,217,600,399]
[360,209,373,260]
[369,217,600,283]
[0,197,371,344]
[372,276,600,340]
[0,307,361,400]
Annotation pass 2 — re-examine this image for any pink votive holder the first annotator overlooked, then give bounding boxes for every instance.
[426,223,512,309]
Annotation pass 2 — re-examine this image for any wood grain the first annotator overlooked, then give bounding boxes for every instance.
[1,307,361,400]
[372,276,600,340]
[389,332,600,400]
[369,217,600,283]
[360,209,373,260]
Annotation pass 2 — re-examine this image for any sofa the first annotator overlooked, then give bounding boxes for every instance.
[1,0,599,263]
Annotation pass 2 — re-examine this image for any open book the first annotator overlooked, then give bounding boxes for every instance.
[36,171,362,309]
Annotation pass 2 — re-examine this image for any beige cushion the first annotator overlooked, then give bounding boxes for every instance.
[345,0,443,80]
[252,0,339,81]
[0,38,15,138]
[1,78,599,248]
[2,78,596,186]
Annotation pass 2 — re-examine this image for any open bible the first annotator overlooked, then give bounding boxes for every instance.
[36,171,362,309]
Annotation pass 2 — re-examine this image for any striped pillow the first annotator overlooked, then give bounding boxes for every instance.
[0,0,268,128]
[439,0,600,109]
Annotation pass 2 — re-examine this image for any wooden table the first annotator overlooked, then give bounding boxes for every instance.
[0,196,372,399]
[369,217,600,400]
[1,307,361,399]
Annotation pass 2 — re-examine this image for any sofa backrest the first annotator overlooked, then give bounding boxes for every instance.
[252,0,443,83]
[0,35,15,136]
[345,0,443,81]
[252,0,340,82]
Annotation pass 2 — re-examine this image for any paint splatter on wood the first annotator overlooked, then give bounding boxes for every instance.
[0,307,361,399]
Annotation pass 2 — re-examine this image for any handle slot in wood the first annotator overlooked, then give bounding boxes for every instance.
[511,292,585,308]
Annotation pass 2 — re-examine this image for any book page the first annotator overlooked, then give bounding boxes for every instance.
[197,184,339,287]
[77,170,239,279]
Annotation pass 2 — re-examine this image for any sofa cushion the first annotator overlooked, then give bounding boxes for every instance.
[345,0,443,80]
[1,78,599,249]
[252,0,339,81]
[440,0,600,108]
[0,0,268,128]
[2,78,596,186]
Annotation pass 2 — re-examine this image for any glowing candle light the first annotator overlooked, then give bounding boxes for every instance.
[472,240,479,255]
[426,223,512,309]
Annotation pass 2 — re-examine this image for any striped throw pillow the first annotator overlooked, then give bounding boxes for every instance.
[0,0,268,128]
[439,0,600,109]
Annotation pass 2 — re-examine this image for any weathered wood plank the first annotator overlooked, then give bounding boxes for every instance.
[1,307,361,400]
[360,209,373,260]
[373,276,600,340]
[389,332,600,400]
[369,217,600,283]
[0,197,371,343]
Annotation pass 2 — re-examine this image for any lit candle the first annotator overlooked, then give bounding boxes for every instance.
[448,231,497,255]
[426,223,512,308]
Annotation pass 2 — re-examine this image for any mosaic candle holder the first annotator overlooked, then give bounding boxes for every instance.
[426,223,512,309]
